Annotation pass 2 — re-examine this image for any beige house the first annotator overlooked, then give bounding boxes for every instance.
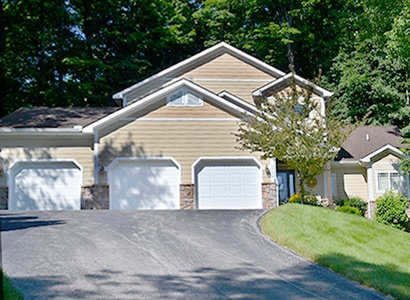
[0,42,406,212]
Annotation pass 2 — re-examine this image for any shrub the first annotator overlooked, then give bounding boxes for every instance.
[288,193,319,206]
[289,193,302,203]
[337,196,367,216]
[337,205,361,216]
[375,190,409,230]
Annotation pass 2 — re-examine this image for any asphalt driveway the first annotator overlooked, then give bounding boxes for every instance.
[1,210,387,300]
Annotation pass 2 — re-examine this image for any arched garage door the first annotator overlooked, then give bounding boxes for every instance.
[8,160,83,210]
[108,158,181,210]
[195,158,262,209]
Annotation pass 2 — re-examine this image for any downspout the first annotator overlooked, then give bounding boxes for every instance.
[93,131,99,185]
[366,162,374,218]
[326,162,333,204]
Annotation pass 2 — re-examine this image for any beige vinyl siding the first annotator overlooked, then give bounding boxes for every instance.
[374,153,401,164]
[124,53,276,105]
[184,54,274,79]
[182,53,275,104]
[330,166,368,201]
[99,120,268,184]
[0,147,94,186]
[190,81,271,104]
[343,172,368,200]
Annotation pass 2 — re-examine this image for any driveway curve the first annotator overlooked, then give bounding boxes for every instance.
[1,210,387,299]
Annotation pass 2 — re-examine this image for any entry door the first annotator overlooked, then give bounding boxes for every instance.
[277,171,295,204]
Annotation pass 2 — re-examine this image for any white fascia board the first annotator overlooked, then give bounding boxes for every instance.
[0,128,91,136]
[85,79,254,133]
[184,81,256,117]
[331,160,361,165]
[360,144,407,163]
[253,73,333,99]
[113,42,286,101]
[218,91,259,114]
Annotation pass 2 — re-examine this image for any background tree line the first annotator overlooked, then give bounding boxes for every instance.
[1,0,409,134]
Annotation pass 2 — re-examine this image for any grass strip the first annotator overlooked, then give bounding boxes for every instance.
[1,268,24,300]
[260,204,410,300]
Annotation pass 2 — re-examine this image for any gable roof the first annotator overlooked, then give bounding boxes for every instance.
[252,73,333,99]
[0,107,119,129]
[83,79,258,134]
[335,126,404,162]
[113,42,286,106]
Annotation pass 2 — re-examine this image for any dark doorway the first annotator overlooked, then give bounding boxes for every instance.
[277,171,295,204]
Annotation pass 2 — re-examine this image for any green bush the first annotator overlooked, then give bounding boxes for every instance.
[337,205,362,216]
[375,190,409,230]
[288,193,319,206]
[338,196,367,216]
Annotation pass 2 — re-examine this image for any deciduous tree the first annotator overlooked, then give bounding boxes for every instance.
[236,75,355,202]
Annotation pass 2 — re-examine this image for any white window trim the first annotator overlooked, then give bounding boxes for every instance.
[167,88,203,106]
[376,170,402,193]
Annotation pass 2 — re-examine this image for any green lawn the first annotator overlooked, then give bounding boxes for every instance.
[260,204,410,300]
[1,269,24,300]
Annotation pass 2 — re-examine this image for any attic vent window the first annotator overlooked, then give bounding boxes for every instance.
[168,89,203,106]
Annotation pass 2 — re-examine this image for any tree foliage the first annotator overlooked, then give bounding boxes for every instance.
[328,0,410,135]
[1,0,409,138]
[375,190,409,230]
[236,76,355,201]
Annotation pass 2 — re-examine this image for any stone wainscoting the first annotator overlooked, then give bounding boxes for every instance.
[0,186,8,209]
[180,184,195,210]
[81,185,109,209]
[262,182,277,209]
[1,182,278,210]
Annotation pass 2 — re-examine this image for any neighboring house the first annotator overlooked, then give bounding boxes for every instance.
[332,125,409,215]
[0,42,405,213]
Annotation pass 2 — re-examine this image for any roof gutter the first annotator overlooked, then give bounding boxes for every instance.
[0,127,93,136]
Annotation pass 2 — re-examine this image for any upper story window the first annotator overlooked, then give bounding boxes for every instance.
[167,89,203,106]
[377,171,402,193]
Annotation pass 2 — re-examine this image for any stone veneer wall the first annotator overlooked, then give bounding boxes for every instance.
[180,184,195,210]
[0,187,8,209]
[262,182,277,209]
[81,185,109,209]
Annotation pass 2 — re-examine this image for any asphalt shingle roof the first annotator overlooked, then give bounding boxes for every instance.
[0,107,119,129]
[336,126,404,161]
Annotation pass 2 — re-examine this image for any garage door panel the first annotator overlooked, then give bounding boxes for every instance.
[197,160,262,210]
[109,159,180,210]
[9,161,82,210]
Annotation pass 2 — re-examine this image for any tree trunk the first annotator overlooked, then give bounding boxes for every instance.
[299,175,305,205]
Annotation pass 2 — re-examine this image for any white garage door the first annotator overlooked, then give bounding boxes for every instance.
[108,158,180,210]
[8,160,82,210]
[196,159,262,209]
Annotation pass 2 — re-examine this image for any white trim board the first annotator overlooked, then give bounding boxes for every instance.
[113,42,286,102]
[84,79,257,134]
